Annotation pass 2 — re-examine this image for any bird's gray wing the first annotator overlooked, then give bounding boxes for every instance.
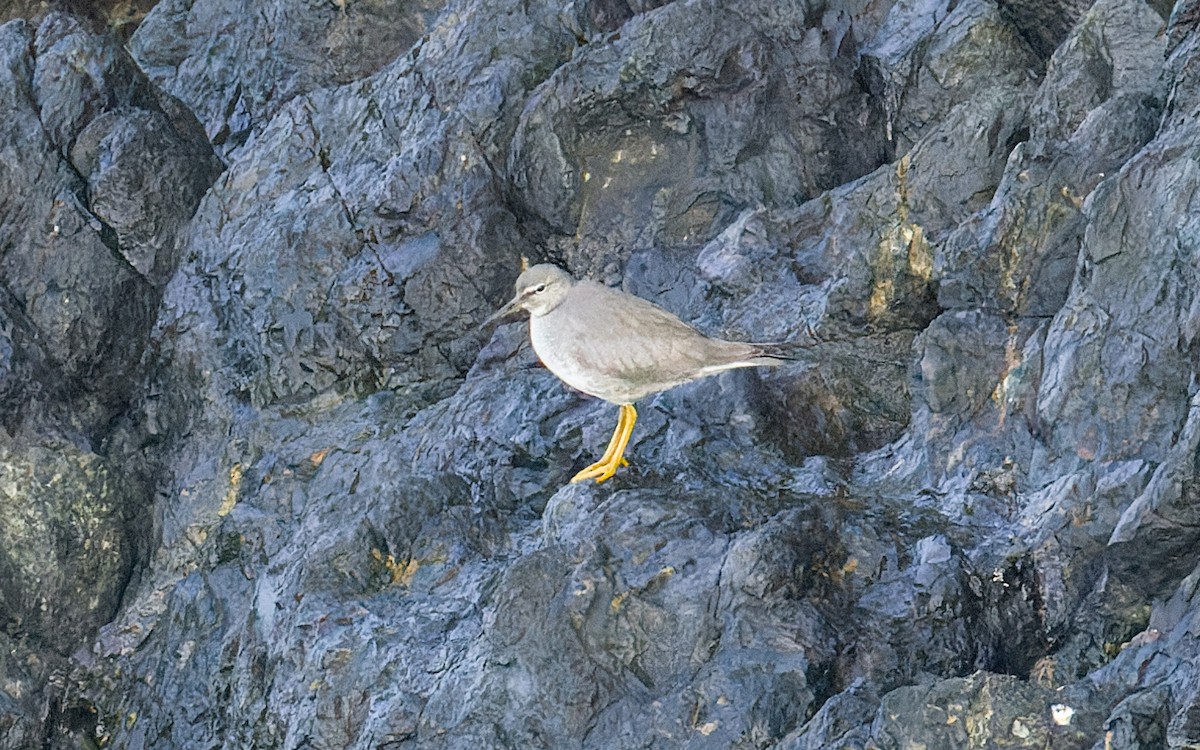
[561,282,749,380]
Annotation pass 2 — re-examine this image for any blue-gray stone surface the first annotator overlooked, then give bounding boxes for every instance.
[1,0,1198,748]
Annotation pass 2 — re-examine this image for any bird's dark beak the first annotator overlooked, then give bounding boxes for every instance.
[481,295,524,329]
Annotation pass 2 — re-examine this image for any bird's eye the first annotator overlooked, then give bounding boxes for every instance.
[533,284,546,293]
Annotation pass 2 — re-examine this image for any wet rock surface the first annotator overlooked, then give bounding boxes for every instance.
[1,0,1199,748]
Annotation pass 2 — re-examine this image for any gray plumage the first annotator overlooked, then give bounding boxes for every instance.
[490,264,787,403]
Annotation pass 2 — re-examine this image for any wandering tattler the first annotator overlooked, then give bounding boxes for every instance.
[486,264,793,483]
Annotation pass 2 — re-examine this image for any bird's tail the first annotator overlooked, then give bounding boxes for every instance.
[746,340,813,365]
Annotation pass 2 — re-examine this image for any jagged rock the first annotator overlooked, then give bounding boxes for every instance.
[0,434,135,656]
[509,0,889,259]
[996,0,1098,59]
[0,14,218,435]
[3,0,1200,748]
[129,0,449,157]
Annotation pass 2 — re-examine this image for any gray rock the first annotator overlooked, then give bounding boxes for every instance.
[0,11,216,747]
[3,0,1200,748]
[996,0,1099,60]
[867,671,1093,749]
[129,0,447,158]
[0,14,218,435]
[0,432,135,654]
[509,0,888,254]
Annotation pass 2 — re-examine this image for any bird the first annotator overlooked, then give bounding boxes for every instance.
[486,263,796,483]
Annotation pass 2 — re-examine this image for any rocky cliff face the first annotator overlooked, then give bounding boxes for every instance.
[1,0,1197,748]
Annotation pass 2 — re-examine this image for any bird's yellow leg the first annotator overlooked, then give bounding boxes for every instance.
[571,404,637,483]
[571,404,630,482]
[594,404,636,482]
[595,406,630,467]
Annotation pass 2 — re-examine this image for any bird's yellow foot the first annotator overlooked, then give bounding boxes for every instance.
[571,403,637,484]
[571,455,630,483]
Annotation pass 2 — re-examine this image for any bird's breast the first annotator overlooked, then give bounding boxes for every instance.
[530,312,615,401]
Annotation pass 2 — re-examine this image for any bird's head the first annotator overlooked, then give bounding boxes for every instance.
[484,264,574,325]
